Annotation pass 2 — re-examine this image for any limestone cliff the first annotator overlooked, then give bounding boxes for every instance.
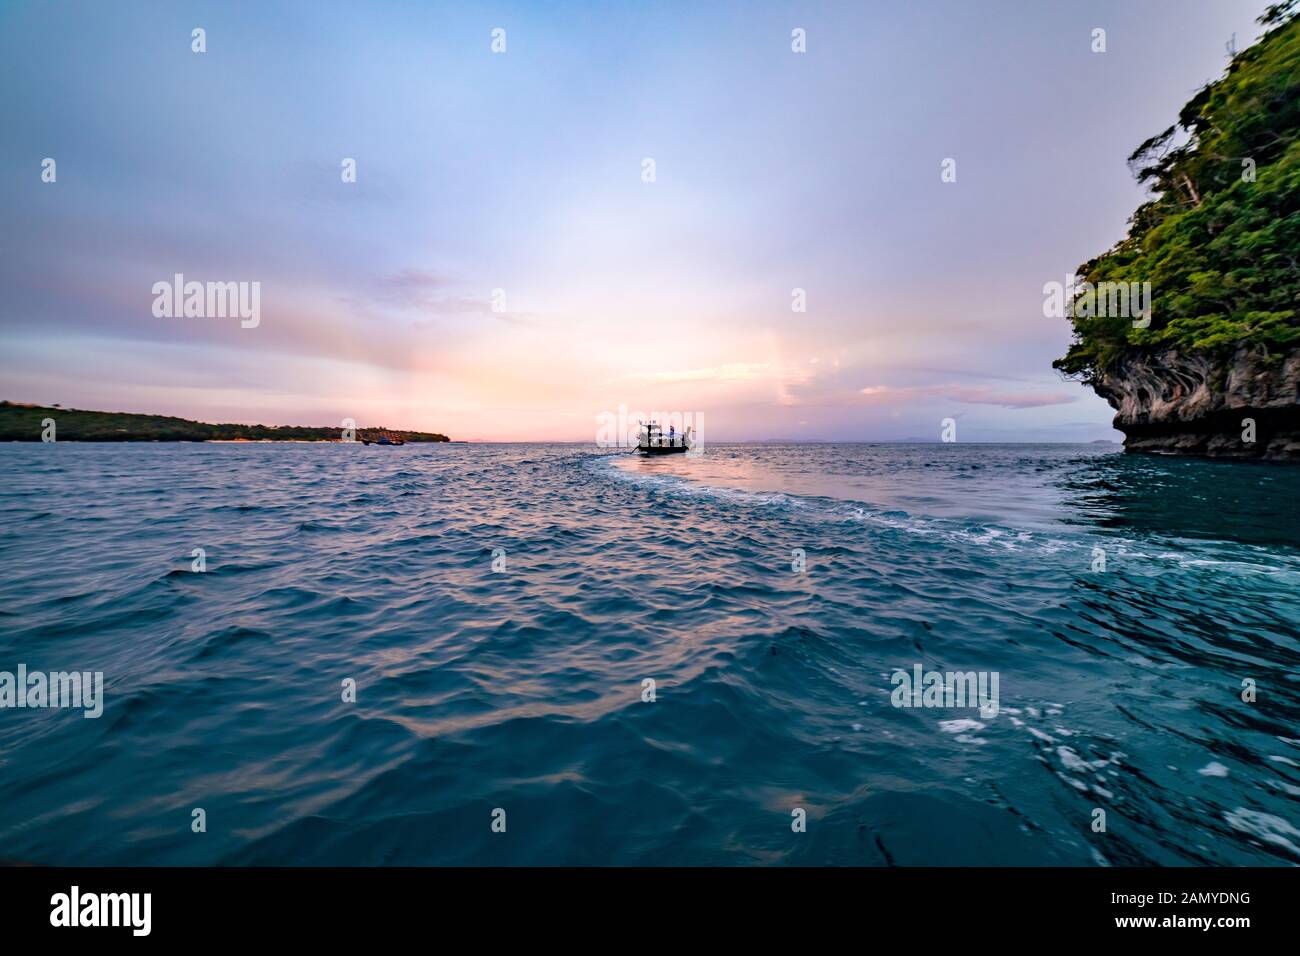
[1092,346,1300,459]
[1054,7,1300,458]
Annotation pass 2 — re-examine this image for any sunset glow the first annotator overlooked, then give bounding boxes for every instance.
[0,0,1265,440]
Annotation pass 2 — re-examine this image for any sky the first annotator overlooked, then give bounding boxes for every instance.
[0,0,1272,441]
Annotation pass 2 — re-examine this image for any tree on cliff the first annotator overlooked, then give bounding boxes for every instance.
[1055,1,1300,383]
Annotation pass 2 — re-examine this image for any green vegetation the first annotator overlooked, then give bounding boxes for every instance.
[0,402,449,443]
[1055,2,1300,382]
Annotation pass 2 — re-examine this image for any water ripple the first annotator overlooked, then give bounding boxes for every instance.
[0,442,1296,865]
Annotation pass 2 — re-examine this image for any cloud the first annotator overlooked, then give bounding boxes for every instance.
[858,384,1076,408]
[943,386,1077,408]
[618,362,775,384]
[381,268,453,290]
[372,269,456,309]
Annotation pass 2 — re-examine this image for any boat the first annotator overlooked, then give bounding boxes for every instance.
[636,421,693,454]
[360,430,406,446]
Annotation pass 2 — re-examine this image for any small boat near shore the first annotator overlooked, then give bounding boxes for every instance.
[360,430,406,446]
[636,421,694,455]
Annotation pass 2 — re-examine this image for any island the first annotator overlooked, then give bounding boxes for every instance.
[1054,2,1299,459]
[0,401,450,443]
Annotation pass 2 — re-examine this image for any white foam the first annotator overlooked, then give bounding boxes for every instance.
[1224,808,1300,857]
[939,718,985,734]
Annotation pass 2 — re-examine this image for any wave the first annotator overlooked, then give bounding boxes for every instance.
[0,441,1297,865]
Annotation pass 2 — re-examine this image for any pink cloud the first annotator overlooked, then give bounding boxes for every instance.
[858,384,1076,409]
[943,386,1077,408]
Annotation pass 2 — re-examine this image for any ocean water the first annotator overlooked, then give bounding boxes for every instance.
[1,442,1298,866]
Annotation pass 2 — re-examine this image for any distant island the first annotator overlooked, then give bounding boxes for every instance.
[0,401,449,443]
[1054,2,1299,460]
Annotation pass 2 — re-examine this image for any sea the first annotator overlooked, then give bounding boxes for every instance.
[0,442,1297,865]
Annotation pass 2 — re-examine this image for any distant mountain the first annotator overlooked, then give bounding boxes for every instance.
[0,401,449,443]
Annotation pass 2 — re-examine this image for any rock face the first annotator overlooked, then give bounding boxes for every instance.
[1091,346,1300,460]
